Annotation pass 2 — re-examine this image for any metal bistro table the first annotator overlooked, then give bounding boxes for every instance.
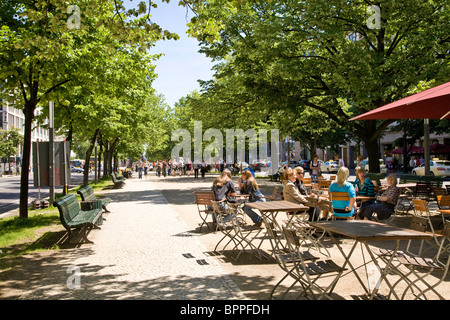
[309,220,433,300]
[245,200,309,229]
[245,201,309,254]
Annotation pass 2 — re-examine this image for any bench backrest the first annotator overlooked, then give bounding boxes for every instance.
[77,186,95,201]
[55,194,81,226]
[399,174,444,187]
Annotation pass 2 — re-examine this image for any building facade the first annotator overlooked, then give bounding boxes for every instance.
[1,99,49,174]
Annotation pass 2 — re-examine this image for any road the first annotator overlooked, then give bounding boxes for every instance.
[0,172,92,218]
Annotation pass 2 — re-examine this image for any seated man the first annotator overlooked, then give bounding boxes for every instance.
[358,174,400,221]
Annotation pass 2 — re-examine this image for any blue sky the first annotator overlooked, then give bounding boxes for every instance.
[145,1,215,108]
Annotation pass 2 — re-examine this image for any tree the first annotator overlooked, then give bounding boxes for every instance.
[185,0,450,172]
[0,128,23,173]
[0,0,176,218]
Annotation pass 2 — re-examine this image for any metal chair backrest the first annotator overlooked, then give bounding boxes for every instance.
[329,191,350,201]
[432,187,446,198]
[412,198,430,216]
[436,194,450,210]
[272,187,279,199]
[194,191,215,205]
[210,200,224,214]
[282,227,301,248]
[409,215,429,233]
[318,179,332,189]
[301,177,312,184]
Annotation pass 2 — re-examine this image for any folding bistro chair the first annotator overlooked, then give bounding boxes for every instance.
[329,192,354,220]
[228,204,265,261]
[264,220,319,300]
[437,194,450,210]
[432,187,447,200]
[281,226,346,300]
[287,218,331,257]
[264,187,279,201]
[373,197,402,225]
[414,183,434,201]
[318,179,332,192]
[194,191,215,231]
[394,220,450,300]
[412,198,442,253]
[317,199,332,221]
[436,194,450,229]
[211,200,239,255]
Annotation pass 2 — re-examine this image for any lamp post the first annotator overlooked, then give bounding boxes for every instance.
[49,101,55,205]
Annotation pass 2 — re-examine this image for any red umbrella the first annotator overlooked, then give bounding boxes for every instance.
[387,145,424,154]
[350,81,450,175]
[351,81,450,121]
[430,143,450,154]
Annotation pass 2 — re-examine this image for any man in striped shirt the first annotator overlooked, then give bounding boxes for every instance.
[353,167,375,215]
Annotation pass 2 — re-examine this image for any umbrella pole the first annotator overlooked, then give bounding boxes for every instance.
[424,119,430,176]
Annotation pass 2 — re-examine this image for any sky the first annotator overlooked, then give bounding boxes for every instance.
[144,1,215,108]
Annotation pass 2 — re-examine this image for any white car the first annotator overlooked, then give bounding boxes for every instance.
[360,159,387,174]
[70,165,84,173]
[412,160,450,176]
[322,161,339,173]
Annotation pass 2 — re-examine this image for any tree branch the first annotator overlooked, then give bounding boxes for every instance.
[37,79,71,103]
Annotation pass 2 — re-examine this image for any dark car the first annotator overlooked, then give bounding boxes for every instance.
[251,161,268,172]
[299,160,310,172]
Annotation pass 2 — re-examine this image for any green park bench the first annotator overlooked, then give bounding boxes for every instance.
[77,185,111,212]
[111,172,125,189]
[399,174,444,187]
[54,194,103,244]
[366,173,386,187]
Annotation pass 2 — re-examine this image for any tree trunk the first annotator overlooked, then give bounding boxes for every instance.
[83,129,100,186]
[19,102,37,219]
[365,139,380,173]
[97,141,103,181]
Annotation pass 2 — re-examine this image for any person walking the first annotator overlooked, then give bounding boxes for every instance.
[194,160,200,179]
[201,159,207,178]
[136,157,143,179]
[143,158,149,179]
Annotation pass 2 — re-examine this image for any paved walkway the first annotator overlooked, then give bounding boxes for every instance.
[1,177,245,300]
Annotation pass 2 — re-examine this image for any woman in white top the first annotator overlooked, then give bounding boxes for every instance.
[309,154,321,183]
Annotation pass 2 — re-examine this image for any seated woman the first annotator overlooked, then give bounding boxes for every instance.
[240,170,264,227]
[211,169,237,221]
[282,167,319,221]
[328,167,356,218]
[358,174,400,221]
[353,167,375,213]
[294,167,322,221]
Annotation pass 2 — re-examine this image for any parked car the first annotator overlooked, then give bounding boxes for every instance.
[360,159,387,174]
[321,161,339,173]
[70,165,84,173]
[299,160,310,171]
[412,160,450,176]
[251,161,269,172]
